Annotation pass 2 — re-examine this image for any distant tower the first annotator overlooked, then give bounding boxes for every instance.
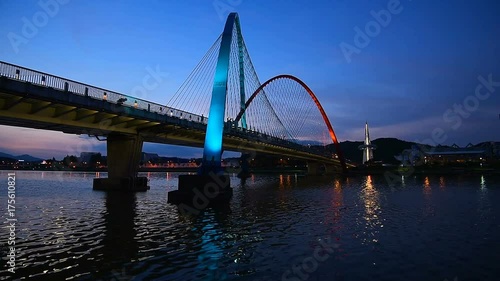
[358,122,376,164]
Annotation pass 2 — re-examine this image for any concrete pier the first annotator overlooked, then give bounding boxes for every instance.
[237,153,251,179]
[168,174,232,205]
[93,134,149,191]
[307,162,321,175]
[324,164,341,175]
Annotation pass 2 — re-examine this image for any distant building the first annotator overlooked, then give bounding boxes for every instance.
[222,158,240,168]
[424,145,485,164]
[79,152,100,163]
[394,142,499,165]
[394,145,423,165]
[358,122,376,164]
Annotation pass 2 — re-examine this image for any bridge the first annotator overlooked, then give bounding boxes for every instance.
[0,13,350,196]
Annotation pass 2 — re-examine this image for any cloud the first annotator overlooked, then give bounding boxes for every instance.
[0,125,105,159]
[143,143,203,158]
[0,125,229,160]
[341,116,449,143]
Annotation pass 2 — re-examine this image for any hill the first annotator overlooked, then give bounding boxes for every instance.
[0,152,43,162]
[327,138,424,164]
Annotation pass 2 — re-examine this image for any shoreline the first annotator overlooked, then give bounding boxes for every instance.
[1,166,498,176]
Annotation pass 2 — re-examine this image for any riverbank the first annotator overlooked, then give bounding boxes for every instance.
[348,165,500,176]
[2,165,498,175]
[0,166,308,174]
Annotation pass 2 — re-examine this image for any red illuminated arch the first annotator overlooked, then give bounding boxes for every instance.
[234,75,346,172]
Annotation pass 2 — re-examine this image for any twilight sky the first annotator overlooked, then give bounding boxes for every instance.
[0,0,499,159]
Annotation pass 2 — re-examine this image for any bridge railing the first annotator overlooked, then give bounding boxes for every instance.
[0,61,207,125]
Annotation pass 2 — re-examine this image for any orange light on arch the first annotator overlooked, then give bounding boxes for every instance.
[234,74,347,172]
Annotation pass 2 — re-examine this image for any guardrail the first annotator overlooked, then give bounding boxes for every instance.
[0,60,207,124]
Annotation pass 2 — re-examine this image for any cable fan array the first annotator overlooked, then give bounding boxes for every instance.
[167,23,286,132]
[239,76,333,147]
[167,26,333,147]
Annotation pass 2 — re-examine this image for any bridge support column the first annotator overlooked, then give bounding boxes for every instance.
[237,153,251,179]
[168,174,232,207]
[324,164,340,175]
[93,134,149,191]
[307,162,321,176]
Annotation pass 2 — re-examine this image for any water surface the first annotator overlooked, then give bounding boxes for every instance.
[0,171,499,280]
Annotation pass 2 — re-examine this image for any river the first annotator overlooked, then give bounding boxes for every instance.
[0,171,499,280]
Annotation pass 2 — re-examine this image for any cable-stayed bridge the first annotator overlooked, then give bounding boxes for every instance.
[0,13,349,192]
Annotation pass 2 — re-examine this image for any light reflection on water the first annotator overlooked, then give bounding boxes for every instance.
[360,175,381,245]
[439,176,445,189]
[0,171,499,280]
[423,176,431,194]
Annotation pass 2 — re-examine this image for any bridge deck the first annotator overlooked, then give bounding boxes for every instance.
[0,61,347,166]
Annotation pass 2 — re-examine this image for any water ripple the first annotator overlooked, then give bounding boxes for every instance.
[1,172,499,280]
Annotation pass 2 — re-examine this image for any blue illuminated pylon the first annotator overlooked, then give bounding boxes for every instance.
[201,12,246,174]
[236,19,247,130]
